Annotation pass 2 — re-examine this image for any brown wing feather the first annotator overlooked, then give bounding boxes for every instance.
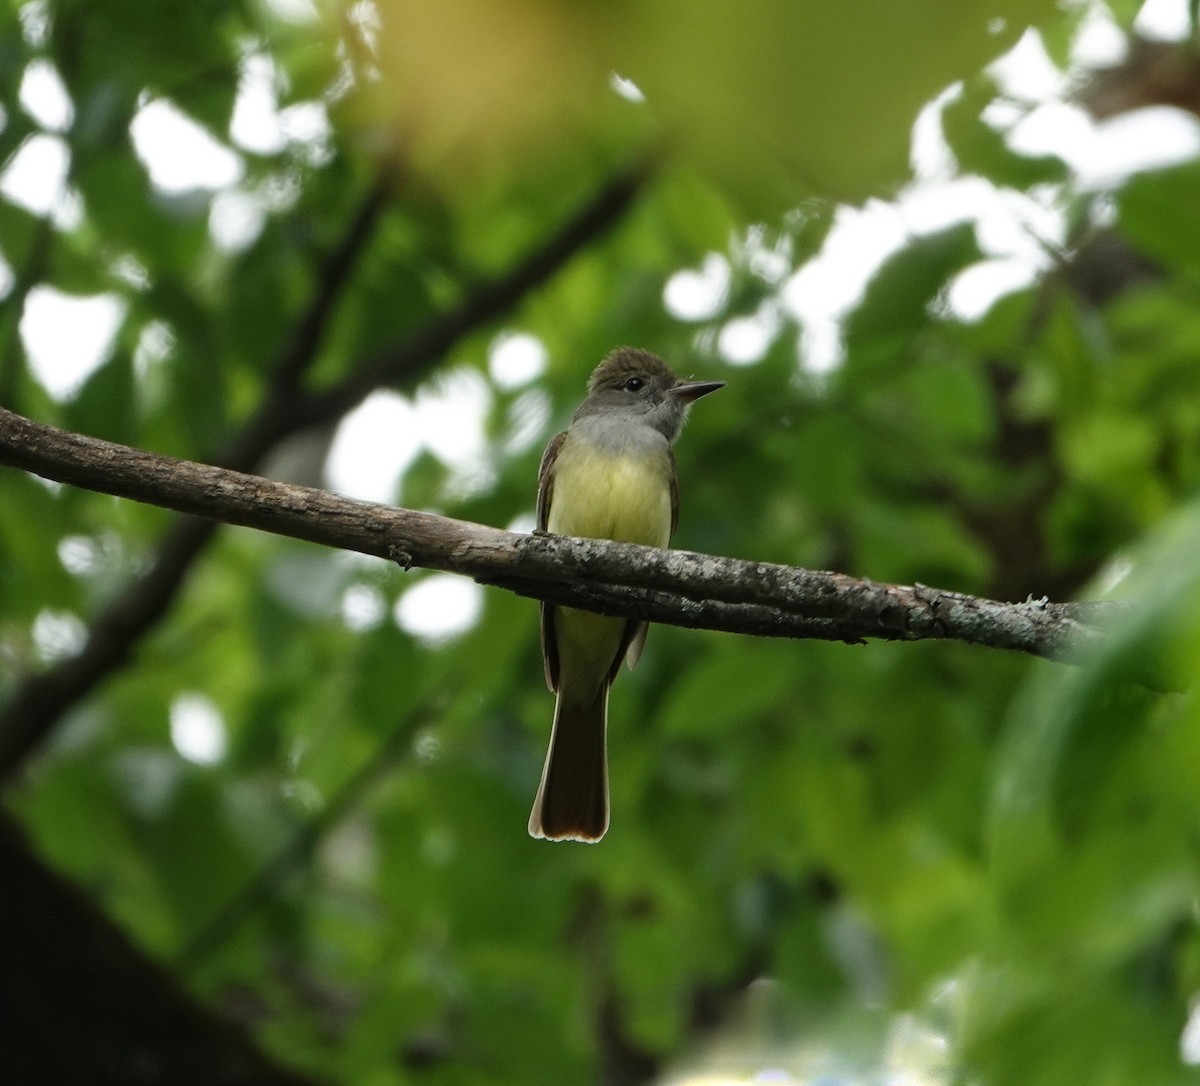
[537,432,565,532]
[538,433,566,692]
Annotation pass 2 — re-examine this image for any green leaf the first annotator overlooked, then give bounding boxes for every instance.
[1118,161,1200,282]
[64,347,136,443]
[941,77,1068,189]
[843,223,982,371]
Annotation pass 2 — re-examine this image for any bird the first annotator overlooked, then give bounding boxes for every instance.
[529,347,723,841]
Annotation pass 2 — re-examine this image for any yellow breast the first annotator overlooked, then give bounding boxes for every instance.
[547,438,673,548]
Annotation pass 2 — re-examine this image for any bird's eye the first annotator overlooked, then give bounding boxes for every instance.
[623,377,644,392]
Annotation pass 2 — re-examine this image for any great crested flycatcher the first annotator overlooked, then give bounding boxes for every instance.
[529,347,723,842]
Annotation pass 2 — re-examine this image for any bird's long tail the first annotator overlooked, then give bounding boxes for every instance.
[528,685,609,842]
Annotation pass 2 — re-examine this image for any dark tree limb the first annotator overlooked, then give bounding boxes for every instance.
[0,408,1119,766]
[0,159,652,778]
[0,812,331,1086]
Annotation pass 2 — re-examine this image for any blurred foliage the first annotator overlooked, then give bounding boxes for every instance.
[3,0,1200,1083]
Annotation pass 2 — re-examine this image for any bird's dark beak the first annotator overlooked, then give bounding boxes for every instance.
[671,379,725,403]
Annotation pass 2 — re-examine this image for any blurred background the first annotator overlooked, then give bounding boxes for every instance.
[4,0,1200,1082]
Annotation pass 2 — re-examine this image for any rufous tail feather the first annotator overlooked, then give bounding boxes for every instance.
[528,686,609,842]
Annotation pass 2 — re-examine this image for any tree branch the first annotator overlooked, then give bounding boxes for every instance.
[0,406,1118,749]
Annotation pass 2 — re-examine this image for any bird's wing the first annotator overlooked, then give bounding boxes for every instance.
[536,431,565,531]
